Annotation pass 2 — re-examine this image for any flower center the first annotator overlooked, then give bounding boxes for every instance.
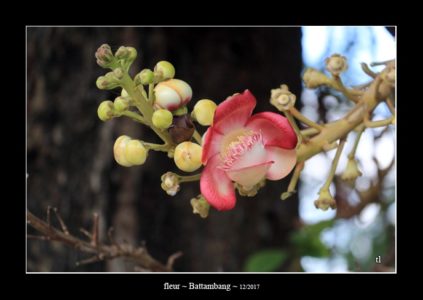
[219,129,263,171]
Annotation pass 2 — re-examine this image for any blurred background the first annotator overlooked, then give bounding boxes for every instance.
[27,26,396,272]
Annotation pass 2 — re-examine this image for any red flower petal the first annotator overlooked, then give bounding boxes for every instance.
[200,154,236,211]
[265,146,297,180]
[213,90,256,134]
[201,127,224,164]
[246,112,297,149]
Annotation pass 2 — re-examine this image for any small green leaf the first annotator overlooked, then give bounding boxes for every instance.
[244,249,288,272]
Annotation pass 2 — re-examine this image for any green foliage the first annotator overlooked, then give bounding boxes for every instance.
[244,249,288,272]
[291,220,334,257]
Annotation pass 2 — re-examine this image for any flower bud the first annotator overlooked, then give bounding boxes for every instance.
[152,109,173,129]
[114,96,130,112]
[124,139,148,165]
[95,44,115,69]
[113,135,132,167]
[113,67,124,80]
[341,158,362,183]
[192,99,217,126]
[154,79,192,111]
[121,89,129,98]
[303,68,331,88]
[270,85,296,111]
[97,101,115,121]
[325,54,348,76]
[96,72,121,90]
[169,115,195,144]
[314,189,336,211]
[154,61,176,80]
[190,195,210,218]
[161,172,180,196]
[139,69,155,85]
[174,141,202,172]
[173,106,188,116]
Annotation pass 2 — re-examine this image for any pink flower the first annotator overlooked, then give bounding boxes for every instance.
[200,90,298,211]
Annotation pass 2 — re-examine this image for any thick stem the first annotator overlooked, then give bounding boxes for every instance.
[297,76,392,163]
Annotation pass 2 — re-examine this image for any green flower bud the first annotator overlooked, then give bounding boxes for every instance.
[139,69,154,85]
[192,99,217,126]
[113,67,124,80]
[115,46,129,60]
[95,44,115,69]
[97,101,115,121]
[173,106,188,116]
[121,89,129,98]
[125,139,148,165]
[152,109,173,129]
[96,72,121,90]
[154,61,175,80]
[174,141,202,172]
[114,96,130,112]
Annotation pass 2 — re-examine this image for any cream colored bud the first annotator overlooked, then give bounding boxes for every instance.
[124,140,148,165]
[113,96,130,112]
[192,99,217,126]
[325,54,348,76]
[174,142,202,172]
[270,84,296,111]
[97,101,115,121]
[154,79,193,111]
[139,69,154,85]
[161,172,180,196]
[152,109,173,129]
[113,135,132,167]
[154,61,175,80]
